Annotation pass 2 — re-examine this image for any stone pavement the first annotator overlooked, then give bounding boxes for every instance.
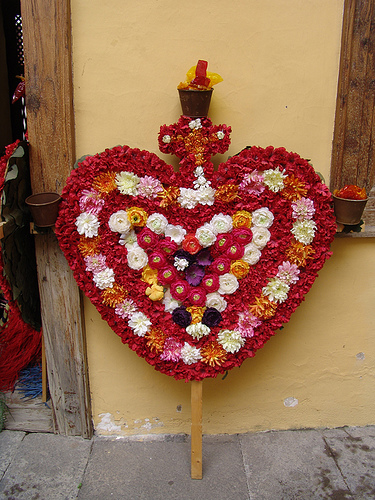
[0,426,375,499]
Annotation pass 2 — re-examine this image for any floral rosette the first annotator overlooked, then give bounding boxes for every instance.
[56,117,336,381]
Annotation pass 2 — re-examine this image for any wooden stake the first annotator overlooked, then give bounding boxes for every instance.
[191,380,203,479]
[41,335,48,403]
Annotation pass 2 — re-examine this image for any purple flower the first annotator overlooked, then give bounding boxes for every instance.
[172,307,192,328]
[202,307,222,327]
[174,249,194,265]
[195,248,213,267]
[185,263,205,286]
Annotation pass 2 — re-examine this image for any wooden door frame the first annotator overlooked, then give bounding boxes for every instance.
[20,0,92,438]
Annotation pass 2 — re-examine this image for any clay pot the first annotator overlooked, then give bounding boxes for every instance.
[332,195,368,225]
[25,192,62,227]
[178,89,213,117]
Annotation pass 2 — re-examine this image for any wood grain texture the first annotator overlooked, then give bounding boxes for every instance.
[20,0,93,437]
[191,380,203,479]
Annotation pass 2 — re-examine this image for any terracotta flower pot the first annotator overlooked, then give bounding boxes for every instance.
[178,89,213,117]
[25,192,62,227]
[332,195,368,225]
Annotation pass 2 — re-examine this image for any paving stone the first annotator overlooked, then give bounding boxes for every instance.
[0,432,92,500]
[78,434,249,500]
[0,431,25,479]
[240,429,352,499]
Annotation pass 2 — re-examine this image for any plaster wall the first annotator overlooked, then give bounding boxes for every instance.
[71,0,375,436]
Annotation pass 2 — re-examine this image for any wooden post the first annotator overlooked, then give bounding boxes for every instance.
[191,380,203,479]
[41,335,47,403]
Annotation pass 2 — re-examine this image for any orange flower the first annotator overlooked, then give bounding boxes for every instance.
[101,284,127,307]
[145,328,166,354]
[285,239,315,267]
[78,236,101,256]
[249,294,278,319]
[145,282,164,301]
[281,175,308,201]
[214,184,239,203]
[232,210,252,228]
[92,171,117,194]
[127,206,148,227]
[186,306,205,324]
[182,234,202,255]
[201,341,227,367]
[141,265,158,285]
[230,260,250,279]
[158,186,180,208]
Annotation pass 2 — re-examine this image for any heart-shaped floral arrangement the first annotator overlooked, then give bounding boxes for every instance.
[55,116,336,380]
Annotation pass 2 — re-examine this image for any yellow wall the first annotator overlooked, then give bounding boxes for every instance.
[71,0,375,436]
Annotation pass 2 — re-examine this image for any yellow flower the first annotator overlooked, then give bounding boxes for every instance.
[230,260,250,279]
[101,284,127,307]
[145,328,166,354]
[145,283,164,301]
[232,210,252,228]
[78,236,101,257]
[281,175,308,201]
[127,206,148,227]
[249,294,278,320]
[186,306,205,324]
[214,184,239,203]
[92,171,117,194]
[158,186,180,208]
[285,239,315,267]
[141,265,158,285]
[201,341,227,367]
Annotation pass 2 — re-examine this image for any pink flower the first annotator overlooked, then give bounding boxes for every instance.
[84,254,107,273]
[236,311,262,338]
[79,189,105,215]
[239,171,265,194]
[276,261,300,284]
[160,337,182,362]
[137,175,163,198]
[291,197,315,220]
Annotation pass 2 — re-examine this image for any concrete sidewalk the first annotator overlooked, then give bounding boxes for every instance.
[1,426,375,499]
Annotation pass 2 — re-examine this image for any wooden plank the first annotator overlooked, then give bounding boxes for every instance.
[5,392,53,434]
[191,380,203,479]
[41,335,47,403]
[20,0,93,438]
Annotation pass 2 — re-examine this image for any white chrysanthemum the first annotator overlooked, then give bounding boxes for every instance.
[189,118,202,130]
[128,312,151,336]
[193,175,208,188]
[146,213,168,235]
[262,278,290,303]
[195,185,215,206]
[194,166,204,177]
[218,273,239,295]
[75,212,100,238]
[92,267,115,290]
[251,227,271,249]
[217,130,225,140]
[178,188,199,209]
[108,210,131,234]
[291,219,317,245]
[252,207,274,228]
[119,229,138,248]
[263,167,287,192]
[186,322,210,340]
[217,329,245,353]
[127,246,148,270]
[162,289,180,313]
[195,224,217,248]
[242,243,262,265]
[209,213,233,235]
[162,134,171,143]
[205,292,227,312]
[174,257,189,271]
[180,342,202,365]
[115,171,140,195]
[165,224,186,245]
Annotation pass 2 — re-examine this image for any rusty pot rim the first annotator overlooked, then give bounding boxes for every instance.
[332,194,368,202]
[25,192,61,207]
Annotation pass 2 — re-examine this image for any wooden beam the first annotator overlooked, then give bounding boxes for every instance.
[191,380,203,479]
[20,0,93,438]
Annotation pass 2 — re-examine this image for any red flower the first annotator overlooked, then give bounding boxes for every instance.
[182,234,202,255]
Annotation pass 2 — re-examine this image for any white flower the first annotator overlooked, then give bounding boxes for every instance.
[186,322,210,340]
[218,273,239,295]
[162,289,180,313]
[75,212,100,238]
[93,267,115,290]
[194,166,204,177]
[146,213,168,235]
[252,207,274,228]
[263,167,287,192]
[262,278,290,303]
[242,243,262,265]
[119,229,138,248]
[193,175,208,188]
[209,213,233,235]
[195,185,215,206]
[174,257,189,271]
[115,171,140,195]
[162,134,171,143]
[217,130,225,140]
[189,118,202,130]
[178,188,199,209]
[205,292,227,312]
[127,246,148,270]
[115,298,138,319]
[217,329,245,353]
[196,224,217,247]
[108,210,131,234]
[251,227,271,249]
[165,224,186,244]
[180,342,202,364]
[291,219,317,245]
[128,312,151,336]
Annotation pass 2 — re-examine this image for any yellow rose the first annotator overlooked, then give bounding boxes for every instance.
[141,265,158,284]
[145,283,164,301]
[186,306,205,324]
[127,206,148,227]
[232,210,252,228]
[230,260,250,279]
